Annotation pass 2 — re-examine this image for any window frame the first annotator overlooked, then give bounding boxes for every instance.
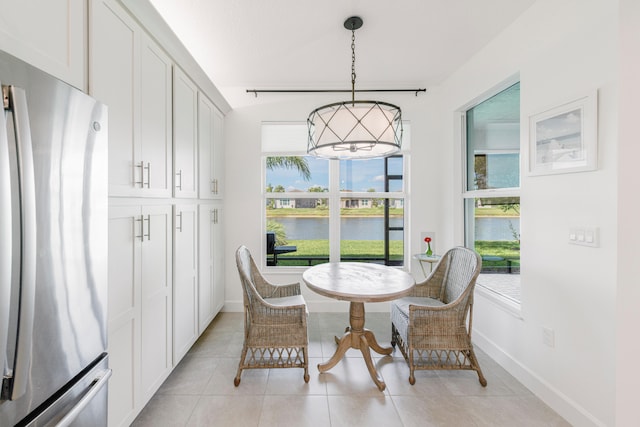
[262,134,409,271]
[460,80,522,310]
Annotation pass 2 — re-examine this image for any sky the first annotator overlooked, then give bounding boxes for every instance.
[266,156,403,192]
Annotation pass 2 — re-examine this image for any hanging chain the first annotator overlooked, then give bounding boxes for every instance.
[351,26,356,104]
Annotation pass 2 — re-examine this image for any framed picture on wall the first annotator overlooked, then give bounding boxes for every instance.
[528,90,598,176]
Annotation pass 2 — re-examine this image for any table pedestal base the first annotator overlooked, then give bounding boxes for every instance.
[318,301,392,391]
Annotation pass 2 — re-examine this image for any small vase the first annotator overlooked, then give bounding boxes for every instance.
[425,243,433,257]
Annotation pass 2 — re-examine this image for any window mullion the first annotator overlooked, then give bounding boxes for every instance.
[329,159,341,262]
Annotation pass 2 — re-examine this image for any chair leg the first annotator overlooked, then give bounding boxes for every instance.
[468,348,487,387]
[234,344,248,386]
[390,323,396,348]
[303,345,310,383]
[408,347,416,385]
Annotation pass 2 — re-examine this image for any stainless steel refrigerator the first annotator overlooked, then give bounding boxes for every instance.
[0,49,110,426]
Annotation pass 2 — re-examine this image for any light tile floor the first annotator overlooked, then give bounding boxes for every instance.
[132,312,569,427]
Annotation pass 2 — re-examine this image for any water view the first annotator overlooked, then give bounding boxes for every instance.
[272,216,519,242]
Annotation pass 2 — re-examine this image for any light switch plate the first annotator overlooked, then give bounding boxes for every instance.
[569,227,599,247]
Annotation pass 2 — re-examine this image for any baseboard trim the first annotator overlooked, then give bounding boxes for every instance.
[474,330,606,427]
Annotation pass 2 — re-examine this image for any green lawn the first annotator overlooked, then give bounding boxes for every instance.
[475,240,520,271]
[474,206,519,217]
[266,206,519,271]
[271,239,519,271]
[272,239,404,266]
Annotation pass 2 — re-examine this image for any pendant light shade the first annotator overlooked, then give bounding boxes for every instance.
[307,17,403,159]
[307,100,402,159]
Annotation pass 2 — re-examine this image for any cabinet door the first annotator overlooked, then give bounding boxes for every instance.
[198,94,215,199]
[198,203,224,333]
[90,0,140,197]
[173,67,198,198]
[107,205,141,427]
[140,205,173,404]
[139,34,173,198]
[212,203,225,314]
[212,107,225,199]
[0,0,85,89]
[173,204,198,362]
[198,204,216,331]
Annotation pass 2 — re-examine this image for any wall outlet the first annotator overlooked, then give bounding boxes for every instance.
[543,327,555,348]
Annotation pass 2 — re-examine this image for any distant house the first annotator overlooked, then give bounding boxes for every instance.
[341,198,372,208]
[340,198,405,209]
[272,189,322,209]
[274,198,294,208]
[391,199,404,209]
[294,198,318,208]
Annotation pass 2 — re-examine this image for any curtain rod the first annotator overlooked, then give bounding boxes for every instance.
[246,88,426,97]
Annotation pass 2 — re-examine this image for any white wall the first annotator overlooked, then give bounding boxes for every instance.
[616,0,640,425]
[224,0,622,425]
[436,0,618,425]
[224,91,446,312]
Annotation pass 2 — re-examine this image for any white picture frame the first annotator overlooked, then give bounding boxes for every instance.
[528,90,598,176]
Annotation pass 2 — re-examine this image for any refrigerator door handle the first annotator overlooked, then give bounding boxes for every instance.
[0,84,12,384]
[54,369,112,427]
[5,85,37,401]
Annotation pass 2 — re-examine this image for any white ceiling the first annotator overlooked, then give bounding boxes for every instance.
[148,0,536,108]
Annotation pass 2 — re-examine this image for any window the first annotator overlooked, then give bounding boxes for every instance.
[263,123,408,267]
[463,82,521,304]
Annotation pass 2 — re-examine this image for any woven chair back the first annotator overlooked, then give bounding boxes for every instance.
[441,247,481,304]
[236,245,261,309]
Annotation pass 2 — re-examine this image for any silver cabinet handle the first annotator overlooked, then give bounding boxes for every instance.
[3,85,37,401]
[176,169,182,190]
[135,161,144,187]
[176,211,183,232]
[135,215,144,242]
[136,215,151,241]
[55,369,112,427]
[144,215,151,241]
[144,162,150,188]
[0,84,13,386]
[135,162,150,188]
[210,179,215,194]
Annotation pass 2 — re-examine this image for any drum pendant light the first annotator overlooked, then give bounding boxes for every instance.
[307,16,403,159]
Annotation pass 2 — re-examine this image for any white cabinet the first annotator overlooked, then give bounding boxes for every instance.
[0,0,85,89]
[212,107,225,199]
[198,203,224,332]
[90,0,172,198]
[198,94,224,199]
[107,205,172,427]
[107,206,139,427]
[94,1,226,424]
[173,204,199,363]
[173,67,199,198]
[140,205,173,402]
[90,0,137,197]
[138,33,173,197]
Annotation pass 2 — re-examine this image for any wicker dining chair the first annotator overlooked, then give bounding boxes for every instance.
[234,245,309,386]
[391,246,487,386]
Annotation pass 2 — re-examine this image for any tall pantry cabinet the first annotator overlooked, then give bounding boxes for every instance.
[0,0,227,426]
[107,205,173,425]
[0,0,85,90]
[89,0,227,426]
